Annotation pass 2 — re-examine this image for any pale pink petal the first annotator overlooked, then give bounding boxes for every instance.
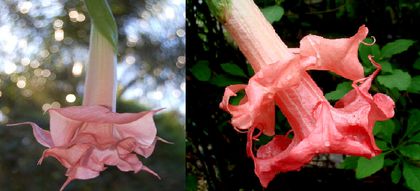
[117,137,138,156]
[50,105,153,124]
[76,123,115,145]
[134,138,157,158]
[60,166,100,191]
[42,144,91,168]
[7,122,54,148]
[66,165,100,180]
[114,111,157,146]
[116,153,142,172]
[49,109,83,146]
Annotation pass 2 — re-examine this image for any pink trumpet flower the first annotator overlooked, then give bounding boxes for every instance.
[8,23,162,190]
[216,0,395,187]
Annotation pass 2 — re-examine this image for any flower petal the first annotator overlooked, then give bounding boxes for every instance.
[114,110,158,146]
[49,105,153,124]
[300,25,368,80]
[7,122,54,148]
[41,144,91,168]
[49,109,83,146]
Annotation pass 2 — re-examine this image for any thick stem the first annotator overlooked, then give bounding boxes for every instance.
[83,25,117,111]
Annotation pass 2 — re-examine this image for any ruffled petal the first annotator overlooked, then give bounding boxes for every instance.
[49,109,83,146]
[116,153,143,172]
[41,144,91,168]
[7,122,54,148]
[300,25,368,80]
[114,110,158,146]
[49,105,153,124]
[219,84,253,132]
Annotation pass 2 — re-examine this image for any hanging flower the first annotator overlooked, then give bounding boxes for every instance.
[211,0,395,188]
[8,1,165,190]
[8,106,161,191]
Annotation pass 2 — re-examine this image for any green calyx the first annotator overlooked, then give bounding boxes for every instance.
[205,0,231,22]
[84,0,118,52]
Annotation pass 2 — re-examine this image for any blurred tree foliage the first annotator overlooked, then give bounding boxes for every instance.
[187,0,419,190]
[0,0,185,122]
[0,0,185,190]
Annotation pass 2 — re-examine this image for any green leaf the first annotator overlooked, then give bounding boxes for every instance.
[359,43,380,66]
[399,144,420,160]
[403,162,420,191]
[210,74,242,87]
[408,76,420,94]
[413,58,420,70]
[229,89,245,105]
[384,159,396,167]
[85,0,118,51]
[408,133,420,144]
[381,39,415,58]
[247,64,255,76]
[376,140,389,151]
[261,5,284,23]
[391,164,402,184]
[377,69,411,91]
[407,109,420,137]
[190,60,211,81]
[325,82,352,101]
[186,175,198,191]
[356,154,384,179]
[338,156,359,170]
[378,60,393,73]
[221,63,247,77]
[373,120,396,142]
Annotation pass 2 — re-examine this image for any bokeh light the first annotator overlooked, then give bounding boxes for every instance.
[65,94,76,103]
[72,61,83,76]
[16,78,26,88]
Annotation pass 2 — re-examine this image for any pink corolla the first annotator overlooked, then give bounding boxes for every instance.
[9,106,161,190]
[214,0,395,188]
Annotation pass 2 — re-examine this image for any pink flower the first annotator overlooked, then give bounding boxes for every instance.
[221,26,395,188]
[8,105,162,190]
[216,0,395,187]
[8,3,166,190]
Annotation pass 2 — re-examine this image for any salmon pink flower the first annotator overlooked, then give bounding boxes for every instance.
[211,0,395,187]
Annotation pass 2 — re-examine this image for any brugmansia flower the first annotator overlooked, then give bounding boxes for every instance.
[209,0,395,187]
[8,106,160,191]
[8,1,163,190]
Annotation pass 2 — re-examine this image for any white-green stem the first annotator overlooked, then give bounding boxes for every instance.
[83,25,117,111]
[223,0,293,72]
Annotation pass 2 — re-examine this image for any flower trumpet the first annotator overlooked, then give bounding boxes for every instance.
[208,0,395,187]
